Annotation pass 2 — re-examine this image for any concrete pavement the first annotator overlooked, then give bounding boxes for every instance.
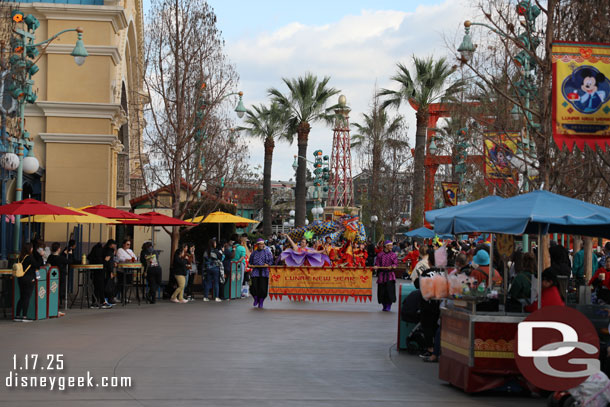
[0,292,544,406]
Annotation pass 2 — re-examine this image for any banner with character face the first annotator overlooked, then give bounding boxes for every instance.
[483,132,520,185]
[552,42,610,151]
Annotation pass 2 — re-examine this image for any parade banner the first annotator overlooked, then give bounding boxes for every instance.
[552,41,610,151]
[441,182,459,206]
[483,132,519,185]
[268,266,373,302]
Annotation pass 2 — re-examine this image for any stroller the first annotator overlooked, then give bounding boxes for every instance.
[401,289,427,354]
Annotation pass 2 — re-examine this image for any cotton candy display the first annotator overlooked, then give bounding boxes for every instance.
[420,276,435,300]
[448,273,468,296]
[433,273,448,298]
[434,246,447,268]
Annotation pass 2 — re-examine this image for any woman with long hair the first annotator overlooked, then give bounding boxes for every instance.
[170,244,189,303]
[15,243,41,322]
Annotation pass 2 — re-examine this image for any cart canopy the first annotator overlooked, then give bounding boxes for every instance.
[433,190,610,237]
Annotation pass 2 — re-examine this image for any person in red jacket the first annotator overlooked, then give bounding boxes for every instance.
[525,269,565,312]
[589,257,610,303]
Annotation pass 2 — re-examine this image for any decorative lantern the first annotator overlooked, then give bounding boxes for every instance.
[1,153,19,171]
[22,155,39,174]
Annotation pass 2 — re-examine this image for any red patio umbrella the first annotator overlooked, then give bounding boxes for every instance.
[80,204,142,220]
[0,198,85,216]
[80,205,143,247]
[122,212,194,226]
[121,212,193,245]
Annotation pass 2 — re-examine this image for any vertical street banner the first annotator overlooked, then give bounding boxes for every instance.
[268,266,373,302]
[483,132,520,184]
[441,182,459,206]
[552,42,610,151]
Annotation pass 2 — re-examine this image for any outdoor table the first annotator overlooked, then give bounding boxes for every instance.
[438,306,526,393]
[69,264,103,309]
[116,263,143,306]
[0,269,13,319]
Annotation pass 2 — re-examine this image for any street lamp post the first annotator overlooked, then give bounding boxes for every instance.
[458,1,541,250]
[371,215,378,243]
[293,150,329,222]
[5,10,89,253]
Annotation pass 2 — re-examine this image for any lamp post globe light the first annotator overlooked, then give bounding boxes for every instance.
[6,10,89,253]
[371,215,378,243]
[292,155,298,172]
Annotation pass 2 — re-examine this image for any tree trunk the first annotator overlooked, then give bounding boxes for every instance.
[263,136,275,236]
[411,109,428,228]
[295,122,310,227]
[370,143,381,221]
[584,236,593,281]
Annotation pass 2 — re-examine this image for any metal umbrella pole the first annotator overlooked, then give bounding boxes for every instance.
[537,224,543,309]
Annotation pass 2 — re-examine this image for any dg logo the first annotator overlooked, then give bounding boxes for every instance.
[515,306,600,391]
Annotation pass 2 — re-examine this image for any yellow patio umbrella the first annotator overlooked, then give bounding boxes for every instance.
[21,208,121,224]
[192,211,258,239]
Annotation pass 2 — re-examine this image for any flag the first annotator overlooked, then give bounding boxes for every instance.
[552,41,610,151]
[441,182,459,206]
[484,132,520,185]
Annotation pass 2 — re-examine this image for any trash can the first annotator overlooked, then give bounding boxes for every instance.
[47,267,59,318]
[224,261,244,300]
[35,267,48,320]
[234,261,244,299]
[397,282,417,351]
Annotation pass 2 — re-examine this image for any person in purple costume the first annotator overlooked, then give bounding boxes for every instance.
[374,240,398,311]
[249,238,274,308]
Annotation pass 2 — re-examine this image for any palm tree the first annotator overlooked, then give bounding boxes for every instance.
[352,100,403,229]
[239,103,291,236]
[269,73,339,227]
[379,56,464,228]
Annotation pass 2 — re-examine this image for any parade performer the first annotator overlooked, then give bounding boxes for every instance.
[249,238,274,308]
[281,234,330,267]
[354,243,368,267]
[374,240,397,312]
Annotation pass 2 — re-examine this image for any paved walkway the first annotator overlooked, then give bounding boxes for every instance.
[0,291,544,406]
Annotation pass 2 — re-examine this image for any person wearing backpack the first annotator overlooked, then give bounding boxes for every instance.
[203,238,224,302]
[14,243,41,322]
[140,242,162,304]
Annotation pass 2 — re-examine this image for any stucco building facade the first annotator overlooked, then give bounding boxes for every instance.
[13,0,144,244]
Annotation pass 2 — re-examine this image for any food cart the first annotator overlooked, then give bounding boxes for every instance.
[439,300,525,392]
[429,190,610,393]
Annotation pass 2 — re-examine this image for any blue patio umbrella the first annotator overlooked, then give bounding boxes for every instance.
[404,226,453,240]
[425,195,505,225]
[434,190,610,238]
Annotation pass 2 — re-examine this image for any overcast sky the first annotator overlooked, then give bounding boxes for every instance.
[144,0,477,179]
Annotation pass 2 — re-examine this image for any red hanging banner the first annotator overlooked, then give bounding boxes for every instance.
[483,132,520,186]
[552,41,610,151]
[441,182,459,206]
